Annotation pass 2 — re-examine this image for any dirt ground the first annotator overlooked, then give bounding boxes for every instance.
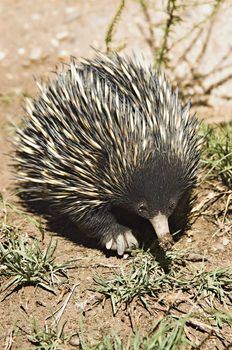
[0,1,232,349]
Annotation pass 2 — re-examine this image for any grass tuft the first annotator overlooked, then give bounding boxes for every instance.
[141,315,191,350]
[192,267,232,307]
[95,249,232,314]
[28,321,75,350]
[0,236,70,296]
[200,123,232,188]
[79,314,191,350]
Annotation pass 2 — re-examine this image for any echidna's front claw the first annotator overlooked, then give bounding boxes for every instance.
[116,234,126,255]
[125,231,139,249]
[105,230,138,256]
[105,238,113,250]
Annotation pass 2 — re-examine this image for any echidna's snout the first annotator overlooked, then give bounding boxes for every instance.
[150,212,174,251]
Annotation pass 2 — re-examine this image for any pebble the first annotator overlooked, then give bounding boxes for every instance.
[57,50,70,61]
[222,237,230,246]
[14,87,23,96]
[65,7,79,22]
[201,3,213,16]
[69,336,80,347]
[65,12,80,23]
[22,60,30,67]
[18,47,25,55]
[122,253,129,259]
[29,47,42,61]
[0,51,6,61]
[56,30,69,41]
[65,7,76,14]
[51,38,59,47]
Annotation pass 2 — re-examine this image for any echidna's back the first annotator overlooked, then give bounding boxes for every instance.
[15,55,153,214]
[15,53,200,221]
[77,53,153,110]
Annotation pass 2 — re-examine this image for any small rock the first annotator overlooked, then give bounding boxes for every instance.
[65,8,79,22]
[18,47,25,55]
[56,31,69,41]
[29,47,42,61]
[14,87,23,96]
[51,38,59,47]
[66,12,80,23]
[69,336,80,347]
[0,51,6,61]
[222,237,230,246]
[22,60,30,67]
[57,50,70,61]
[201,3,213,16]
[187,238,192,243]
[65,7,76,14]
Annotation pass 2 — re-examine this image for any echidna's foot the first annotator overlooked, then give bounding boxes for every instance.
[158,233,174,251]
[105,230,138,256]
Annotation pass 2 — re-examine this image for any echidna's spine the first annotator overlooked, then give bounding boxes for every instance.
[14,52,201,254]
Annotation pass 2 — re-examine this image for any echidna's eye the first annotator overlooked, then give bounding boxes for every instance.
[138,203,148,213]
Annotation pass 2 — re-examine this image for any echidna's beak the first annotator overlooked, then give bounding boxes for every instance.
[150,212,174,251]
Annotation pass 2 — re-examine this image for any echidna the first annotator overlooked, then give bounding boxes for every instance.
[14,52,201,255]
